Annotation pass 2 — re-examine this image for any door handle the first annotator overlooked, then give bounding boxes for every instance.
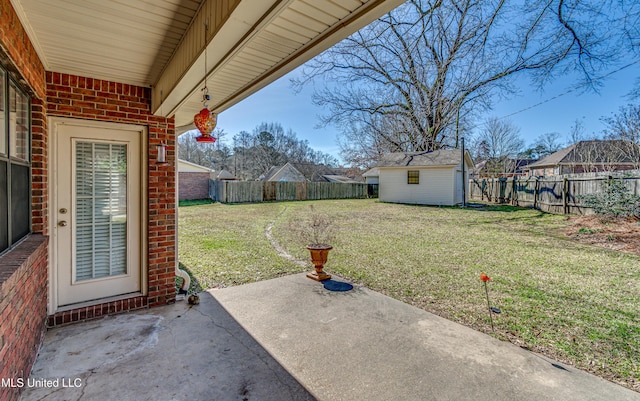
[58,221,68,227]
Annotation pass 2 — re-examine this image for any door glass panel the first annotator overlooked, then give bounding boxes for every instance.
[75,141,128,281]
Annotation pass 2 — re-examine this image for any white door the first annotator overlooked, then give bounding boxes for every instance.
[455,169,463,205]
[55,122,143,307]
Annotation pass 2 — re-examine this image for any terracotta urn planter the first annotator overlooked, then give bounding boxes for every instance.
[306,244,332,281]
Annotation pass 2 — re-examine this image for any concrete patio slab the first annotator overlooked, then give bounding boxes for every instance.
[22,273,639,401]
[209,273,639,401]
[21,291,314,401]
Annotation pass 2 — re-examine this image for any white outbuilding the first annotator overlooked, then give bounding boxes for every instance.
[362,167,380,184]
[377,150,474,206]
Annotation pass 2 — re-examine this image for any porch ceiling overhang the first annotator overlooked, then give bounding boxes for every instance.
[10,0,405,131]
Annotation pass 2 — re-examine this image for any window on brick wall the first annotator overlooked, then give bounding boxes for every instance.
[0,64,31,255]
[0,69,5,156]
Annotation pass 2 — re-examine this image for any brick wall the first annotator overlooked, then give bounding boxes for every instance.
[46,71,177,315]
[0,3,48,401]
[31,99,48,235]
[0,5,177,400]
[0,0,45,99]
[0,99,50,401]
[0,236,48,401]
[179,172,211,200]
[47,297,148,327]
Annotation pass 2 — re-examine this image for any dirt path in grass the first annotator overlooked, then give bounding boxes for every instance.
[265,217,307,268]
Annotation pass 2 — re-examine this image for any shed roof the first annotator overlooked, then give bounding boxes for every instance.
[215,169,237,180]
[362,167,380,177]
[178,159,212,172]
[376,150,473,168]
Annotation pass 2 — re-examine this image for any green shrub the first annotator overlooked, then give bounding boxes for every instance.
[580,177,640,218]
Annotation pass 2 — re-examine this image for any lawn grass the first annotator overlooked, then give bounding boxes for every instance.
[178,198,215,207]
[178,199,640,390]
[178,202,307,289]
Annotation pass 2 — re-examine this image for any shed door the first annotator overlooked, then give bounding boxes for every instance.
[455,169,464,205]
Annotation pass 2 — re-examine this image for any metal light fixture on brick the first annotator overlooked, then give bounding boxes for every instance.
[194,20,217,144]
[156,142,168,164]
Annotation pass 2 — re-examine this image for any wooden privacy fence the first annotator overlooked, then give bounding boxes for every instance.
[469,172,640,215]
[209,180,370,203]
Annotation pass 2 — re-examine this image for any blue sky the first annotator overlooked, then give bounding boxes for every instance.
[217,61,640,164]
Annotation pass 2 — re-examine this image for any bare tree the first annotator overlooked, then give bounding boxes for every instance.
[336,117,408,168]
[535,132,565,157]
[294,0,639,166]
[178,127,230,170]
[472,117,524,176]
[599,104,640,168]
[225,123,340,180]
[246,122,339,177]
[566,139,640,173]
[601,104,640,144]
[475,118,524,158]
[568,118,586,144]
[232,131,251,180]
[519,132,564,160]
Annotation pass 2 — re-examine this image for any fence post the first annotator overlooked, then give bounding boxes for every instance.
[534,178,540,210]
[512,176,517,206]
[563,178,568,215]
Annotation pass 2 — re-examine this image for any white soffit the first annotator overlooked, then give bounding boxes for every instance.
[9,0,405,128]
[11,0,203,87]
[158,0,406,128]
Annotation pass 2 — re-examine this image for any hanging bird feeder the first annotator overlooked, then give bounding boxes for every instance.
[194,102,217,143]
[194,20,217,144]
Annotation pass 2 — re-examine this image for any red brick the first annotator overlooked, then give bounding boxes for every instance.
[0,14,178,396]
[46,71,177,313]
[72,87,94,96]
[0,236,48,401]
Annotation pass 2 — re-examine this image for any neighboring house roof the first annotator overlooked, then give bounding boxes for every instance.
[291,163,357,182]
[322,175,359,183]
[214,169,237,180]
[261,163,360,183]
[525,140,640,169]
[330,166,364,182]
[260,163,308,182]
[293,163,334,181]
[259,166,281,181]
[362,167,380,177]
[472,159,488,175]
[525,145,576,168]
[178,159,212,173]
[514,159,537,170]
[376,150,473,168]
